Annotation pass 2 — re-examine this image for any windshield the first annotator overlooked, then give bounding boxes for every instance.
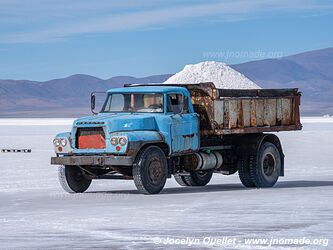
[101,93,164,113]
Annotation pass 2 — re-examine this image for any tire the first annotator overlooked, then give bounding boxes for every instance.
[133,146,167,194]
[174,175,189,186]
[181,170,213,186]
[58,166,92,193]
[237,158,256,187]
[249,142,281,188]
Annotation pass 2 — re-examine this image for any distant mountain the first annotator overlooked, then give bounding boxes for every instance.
[0,48,332,117]
[0,74,172,117]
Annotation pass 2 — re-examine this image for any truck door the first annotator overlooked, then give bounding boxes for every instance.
[167,93,199,153]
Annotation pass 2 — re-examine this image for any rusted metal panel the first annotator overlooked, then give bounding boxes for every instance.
[281,98,291,125]
[213,100,224,126]
[290,97,295,124]
[217,87,299,97]
[183,83,301,135]
[228,100,238,129]
[215,124,302,135]
[190,89,214,131]
[223,100,229,128]
[294,94,302,127]
[276,98,283,125]
[255,99,264,127]
[237,100,244,128]
[242,99,251,127]
[250,99,257,127]
[51,155,134,166]
[264,99,277,126]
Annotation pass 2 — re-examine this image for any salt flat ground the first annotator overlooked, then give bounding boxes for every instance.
[0,118,332,249]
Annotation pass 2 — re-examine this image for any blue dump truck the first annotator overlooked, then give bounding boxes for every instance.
[51,82,302,194]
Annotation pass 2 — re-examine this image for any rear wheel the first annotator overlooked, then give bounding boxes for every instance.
[237,158,256,187]
[185,171,213,186]
[250,142,281,188]
[174,170,213,186]
[238,142,281,188]
[133,146,167,194]
[174,175,189,186]
[58,166,92,193]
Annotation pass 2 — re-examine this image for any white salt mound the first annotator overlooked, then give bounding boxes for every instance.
[164,61,261,89]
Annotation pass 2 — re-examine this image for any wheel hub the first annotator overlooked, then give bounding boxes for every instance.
[148,159,163,184]
[262,153,276,176]
[73,168,85,182]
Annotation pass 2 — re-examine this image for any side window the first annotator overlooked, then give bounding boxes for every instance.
[167,94,182,114]
[167,94,189,114]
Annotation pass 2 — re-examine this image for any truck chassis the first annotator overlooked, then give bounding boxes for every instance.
[51,83,301,194]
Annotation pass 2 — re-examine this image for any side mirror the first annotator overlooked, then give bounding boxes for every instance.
[91,94,96,114]
[90,92,106,115]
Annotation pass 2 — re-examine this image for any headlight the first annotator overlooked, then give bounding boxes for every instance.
[53,138,60,147]
[119,137,127,146]
[60,138,67,147]
[110,137,118,145]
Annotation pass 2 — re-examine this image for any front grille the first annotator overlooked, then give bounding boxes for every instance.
[76,121,105,125]
[76,127,105,149]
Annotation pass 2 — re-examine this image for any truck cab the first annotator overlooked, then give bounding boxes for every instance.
[52,86,204,194]
[54,86,199,155]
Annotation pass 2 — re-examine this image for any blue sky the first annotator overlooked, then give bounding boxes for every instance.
[0,0,332,81]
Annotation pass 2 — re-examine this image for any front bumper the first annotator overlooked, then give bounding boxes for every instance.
[51,155,134,166]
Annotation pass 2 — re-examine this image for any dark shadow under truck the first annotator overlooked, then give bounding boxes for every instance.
[51,82,302,194]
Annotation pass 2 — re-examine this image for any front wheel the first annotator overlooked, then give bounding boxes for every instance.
[133,146,168,194]
[58,166,92,193]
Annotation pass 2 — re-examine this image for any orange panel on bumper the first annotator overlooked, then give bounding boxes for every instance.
[78,134,105,149]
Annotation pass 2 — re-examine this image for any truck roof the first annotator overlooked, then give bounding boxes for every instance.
[107,85,188,94]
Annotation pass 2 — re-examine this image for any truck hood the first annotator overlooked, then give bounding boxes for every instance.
[73,113,157,132]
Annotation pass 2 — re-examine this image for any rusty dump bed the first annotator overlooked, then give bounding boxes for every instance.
[185,82,302,135]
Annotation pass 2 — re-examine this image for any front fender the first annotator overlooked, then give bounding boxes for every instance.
[113,131,167,157]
